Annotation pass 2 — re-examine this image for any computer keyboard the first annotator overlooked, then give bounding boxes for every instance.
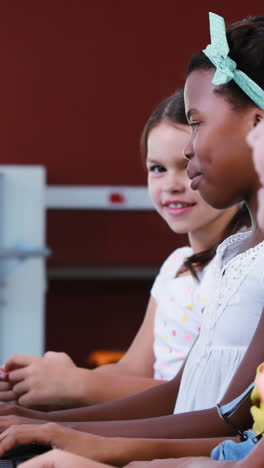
[0,443,51,466]
[0,462,16,468]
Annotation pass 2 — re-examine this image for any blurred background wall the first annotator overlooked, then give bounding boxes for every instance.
[0,1,262,366]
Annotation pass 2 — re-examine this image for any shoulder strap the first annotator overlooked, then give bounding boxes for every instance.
[216,381,255,440]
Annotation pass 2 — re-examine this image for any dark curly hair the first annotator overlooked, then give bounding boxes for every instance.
[187,16,264,109]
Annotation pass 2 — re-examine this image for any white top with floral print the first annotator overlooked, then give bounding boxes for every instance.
[151,246,210,381]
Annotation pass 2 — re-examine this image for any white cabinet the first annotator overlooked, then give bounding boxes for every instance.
[0,166,48,363]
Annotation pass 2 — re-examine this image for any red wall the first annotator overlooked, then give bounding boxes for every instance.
[1,1,262,182]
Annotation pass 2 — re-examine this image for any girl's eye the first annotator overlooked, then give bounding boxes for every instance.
[190,122,200,133]
[148,165,166,174]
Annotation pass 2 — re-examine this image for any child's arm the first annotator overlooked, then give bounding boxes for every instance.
[1,298,161,410]
[124,458,236,467]
[50,307,264,437]
[0,309,263,442]
[20,449,109,468]
[0,422,238,466]
[20,431,260,468]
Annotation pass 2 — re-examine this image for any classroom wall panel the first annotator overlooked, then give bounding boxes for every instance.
[1,1,261,185]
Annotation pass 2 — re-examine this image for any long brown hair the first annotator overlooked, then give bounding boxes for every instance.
[141,90,251,279]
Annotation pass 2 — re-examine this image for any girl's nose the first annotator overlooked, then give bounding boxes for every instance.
[164,172,185,193]
[183,139,194,161]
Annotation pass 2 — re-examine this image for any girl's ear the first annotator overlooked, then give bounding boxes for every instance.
[254,112,264,127]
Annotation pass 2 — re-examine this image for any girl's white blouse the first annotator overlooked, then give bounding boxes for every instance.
[151,246,210,381]
[174,231,264,414]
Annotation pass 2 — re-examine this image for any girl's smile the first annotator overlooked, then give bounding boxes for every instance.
[162,200,196,217]
[146,121,240,250]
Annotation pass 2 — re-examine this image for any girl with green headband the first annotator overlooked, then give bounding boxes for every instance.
[0,12,263,468]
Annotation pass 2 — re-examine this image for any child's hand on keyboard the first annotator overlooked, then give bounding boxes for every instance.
[0,423,108,461]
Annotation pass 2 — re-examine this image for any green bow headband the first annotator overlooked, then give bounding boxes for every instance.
[203,12,264,109]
